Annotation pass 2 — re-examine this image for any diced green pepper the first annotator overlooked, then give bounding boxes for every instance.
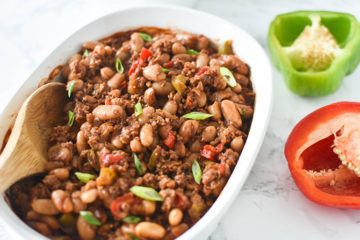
[171,75,188,94]
[218,40,233,55]
[268,11,360,96]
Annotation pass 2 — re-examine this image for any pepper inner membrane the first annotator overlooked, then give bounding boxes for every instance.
[301,134,360,196]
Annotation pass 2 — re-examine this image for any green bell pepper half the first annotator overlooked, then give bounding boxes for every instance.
[268,11,360,96]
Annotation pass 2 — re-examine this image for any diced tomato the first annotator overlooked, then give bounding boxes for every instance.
[174,192,191,210]
[119,80,127,90]
[217,163,226,175]
[200,148,216,161]
[196,67,208,76]
[100,154,124,167]
[105,98,112,105]
[140,48,153,60]
[214,143,224,153]
[128,61,138,76]
[164,132,175,149]
[110,193,134,220]
[200,143,224,161]
[128,48,153,76]
[164,60,174,68]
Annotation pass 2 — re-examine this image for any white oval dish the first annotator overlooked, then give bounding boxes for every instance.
[0,5,272,240]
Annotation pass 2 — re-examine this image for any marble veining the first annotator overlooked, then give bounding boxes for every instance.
[1,0,360,239]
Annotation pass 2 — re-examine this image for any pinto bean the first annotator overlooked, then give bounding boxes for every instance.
[107,73,125,90]
[135,222,166,239]
[41,215,60,230]
[163,100,178,114]
[168,208,183,226]
[207,101,222,120]
[236,104,254,119]
[104,46,112,55]
[51,190,73,213]
[196,53,209,68]
[27,210,41,220]
[82,41,101,50]
[232,83,242,93]
[174,141,186,158]
[77,216,96,240]
[92,105,124,121]
[197,91,207,107]
[51,168,70,181]
[100,67,115,80]
[48,145,72,162]
[138,107,155,125]
[179,120,199,143]
[231,136,244,152]
[158,124,172,139]
[33,222,52,236]
[111,133,123,149]
[31,199,59,215]
[121,223,136,235]
[140,124,154,147]
[94,44,105,56]
[72,191,87,213]
[142,200,156,215]
[130,32,144,53]
[130,138,144,153]
[197,36,209,50]
[144,88,156,105]
[80,189,98,204]
[143,64,166,82]
[67,79,84,94]
[152,81,174,96]
[220,100,242,128]
[172,42,186,54]
[171,223,189,237]
[202,126,217,142]
[176,33,197,48]
[156,53,170,64]
[76,131,87,154]
[190,139,202,153]
[234,73,249,86]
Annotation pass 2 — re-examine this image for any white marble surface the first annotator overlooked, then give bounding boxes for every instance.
[1,0,360,239]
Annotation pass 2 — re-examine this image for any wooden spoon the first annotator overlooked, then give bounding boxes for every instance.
[0,82,67,192]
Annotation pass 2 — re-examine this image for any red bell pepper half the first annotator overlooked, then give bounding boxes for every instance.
[285,102,360,208]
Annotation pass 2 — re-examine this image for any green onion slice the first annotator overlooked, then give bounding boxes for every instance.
[186,49,200,55]
[134,153,143,175]
[220,66,237,87]
[80,211,101,226]
[75,172,95,183]
[181,112,213,120]
[192,160,202,184]
[68,80,75,98]
[134,102,143,117]
[68,111,75,127]
[130,186,163,201]
[122,216,141,223]
[83,49,89,58]
[241,108,246,118]
[161,67,170,73]
[138,32,153,42]
[128,234,139,240]
[115,57,124,73]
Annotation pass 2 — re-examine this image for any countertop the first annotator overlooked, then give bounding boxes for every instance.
[1,0,360,239]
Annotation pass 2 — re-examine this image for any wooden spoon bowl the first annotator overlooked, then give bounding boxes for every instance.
[0,82,67,192]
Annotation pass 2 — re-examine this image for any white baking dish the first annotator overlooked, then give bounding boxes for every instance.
[0,5,272,240]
